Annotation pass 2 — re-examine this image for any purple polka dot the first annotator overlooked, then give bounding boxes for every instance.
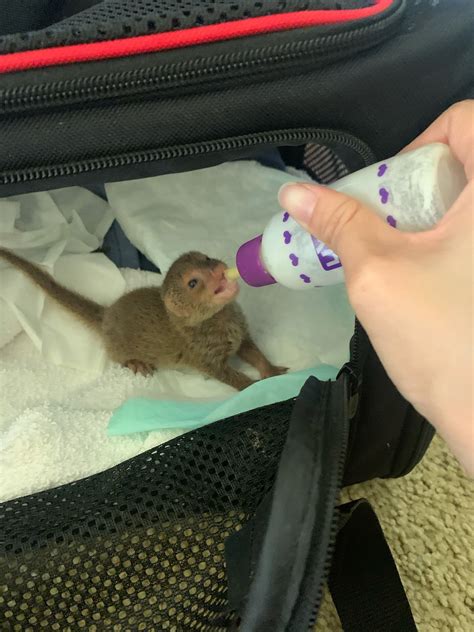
[283,231,292,244]
[289,253,299,266]
[379,187,389,204]
[300,274,311,284]
[386,215,397,228]
[282,212,290,222]
[377,164,388,177]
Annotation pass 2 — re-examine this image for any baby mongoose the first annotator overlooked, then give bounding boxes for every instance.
[0,248,287,390]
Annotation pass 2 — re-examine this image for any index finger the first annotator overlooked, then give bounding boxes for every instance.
[402,100,474,180]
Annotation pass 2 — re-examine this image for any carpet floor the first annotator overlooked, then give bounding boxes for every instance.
[316,435,473,631]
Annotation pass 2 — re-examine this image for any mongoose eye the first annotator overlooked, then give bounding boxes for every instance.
[188,278,198,289]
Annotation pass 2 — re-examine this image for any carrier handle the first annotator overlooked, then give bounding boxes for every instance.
[328,498,417,632]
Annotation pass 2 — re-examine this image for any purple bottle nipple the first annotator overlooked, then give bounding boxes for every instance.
[236,235,277,287]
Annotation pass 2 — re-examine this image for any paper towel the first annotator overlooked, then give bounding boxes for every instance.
[0,187,125,372]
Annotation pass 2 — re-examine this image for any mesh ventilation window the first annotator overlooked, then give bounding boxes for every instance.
[0,1,373,54]
[0,401,293,630]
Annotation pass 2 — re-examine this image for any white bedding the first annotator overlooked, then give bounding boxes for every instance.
[0,161,354,502]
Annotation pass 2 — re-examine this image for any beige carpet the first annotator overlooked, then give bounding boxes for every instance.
[316,435,474,631]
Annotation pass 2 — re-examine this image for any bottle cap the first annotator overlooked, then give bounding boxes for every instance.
[236,235,277,287]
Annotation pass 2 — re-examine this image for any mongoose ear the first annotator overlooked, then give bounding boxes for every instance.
[163,291,192,319]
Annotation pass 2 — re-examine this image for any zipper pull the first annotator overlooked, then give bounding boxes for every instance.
[337,362,360,419]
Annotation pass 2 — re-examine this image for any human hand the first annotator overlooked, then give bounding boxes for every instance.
[279,100,474,476]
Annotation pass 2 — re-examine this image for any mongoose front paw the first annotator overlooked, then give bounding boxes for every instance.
[123,359,156,376]
[261,365,289,379]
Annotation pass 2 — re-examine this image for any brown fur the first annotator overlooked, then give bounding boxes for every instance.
[0,248,287,390]
[0,247,104,328]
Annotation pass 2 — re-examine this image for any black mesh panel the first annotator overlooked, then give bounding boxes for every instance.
[0,401,293,630]
[0,1,373,53]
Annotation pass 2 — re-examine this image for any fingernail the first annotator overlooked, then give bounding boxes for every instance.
[278,183,319,226]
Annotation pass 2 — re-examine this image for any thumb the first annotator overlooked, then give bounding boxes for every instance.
[278,182,397,267]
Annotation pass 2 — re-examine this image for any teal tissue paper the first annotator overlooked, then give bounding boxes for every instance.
[107,364,339,436]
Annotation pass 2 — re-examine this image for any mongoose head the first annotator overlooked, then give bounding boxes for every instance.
[162,252,239,324]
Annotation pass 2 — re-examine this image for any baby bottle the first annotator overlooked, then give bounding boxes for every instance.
[232,143,466,289]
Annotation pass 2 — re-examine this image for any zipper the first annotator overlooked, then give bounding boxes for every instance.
[334,125,375,404]
[342,320,363,419]
[0,127,374,186]
[0,1,405,114]
[305,379,350,631]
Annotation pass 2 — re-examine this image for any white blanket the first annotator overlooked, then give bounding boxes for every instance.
[0,162,354,502]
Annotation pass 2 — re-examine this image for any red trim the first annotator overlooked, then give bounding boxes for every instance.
[0,0,393,74]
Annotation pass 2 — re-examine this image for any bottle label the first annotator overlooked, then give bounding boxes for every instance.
[311,237,342,271]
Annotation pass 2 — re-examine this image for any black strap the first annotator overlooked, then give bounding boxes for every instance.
[328,499,417,632]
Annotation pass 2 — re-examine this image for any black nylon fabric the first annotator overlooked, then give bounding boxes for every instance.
[0,1,472,196]
[0,0,371,50]
[343,327,435,486]
[0,1,65,36]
